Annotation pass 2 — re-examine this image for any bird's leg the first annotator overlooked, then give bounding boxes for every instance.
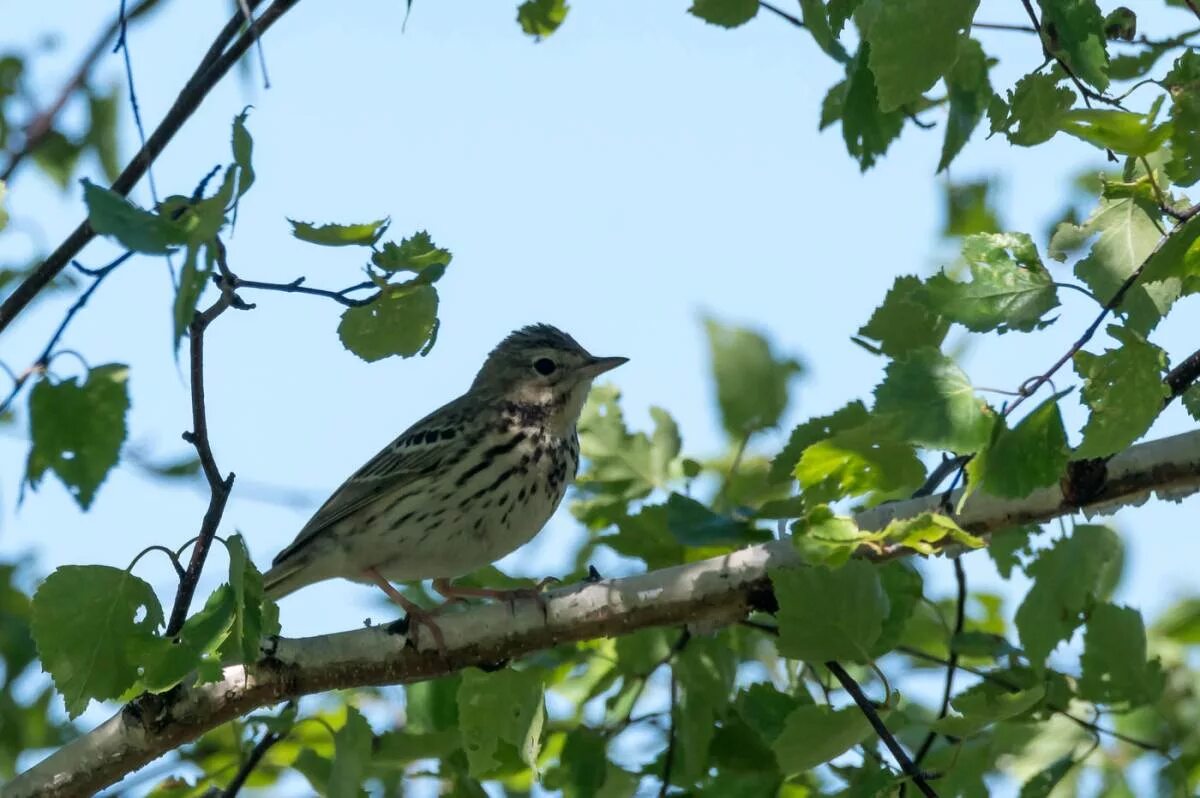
[364,568,447,653]
[433,576,560,617]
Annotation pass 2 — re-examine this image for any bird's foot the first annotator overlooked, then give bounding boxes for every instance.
[364,567,447,654]
[433,576,560,618]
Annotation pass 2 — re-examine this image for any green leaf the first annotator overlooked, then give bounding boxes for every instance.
[85,85,121,182]
[231,108,256,199]
[1003,73,1075,146]
[1139,212,1200,287]
[1073,325,1169,458]
[457,667,545,778]
[32,130,84,189]
[665,493,769,548]
[1102,6,1136,40]
[772,561,888,662]
[83,179,187,253]
[873,348,995,453]
[172,244,213,353]
[406,674,462,733]
[1038,0,1109,89]
[1078,603,1164,706]
[771,704,875,775]
[674,637,736,782]
[841,45,905,170]
[1058,110,1170,156]
[932,682,1045,737]
[873,562,923,656]
[329,706,372,798]
[1019,755,1075,798]
[794,423,925,503]
[31,565,163,717]
[797,0,848,61]
[989,524,1037,578]
[827,0,859,35]
[866,0,979,112]
[1165,51,1200,186]
[924,232,1059,334]
[1183,384,1200,421]
[552,728,606,797]
[735,683,805,746]
[790,505,875,566]
[770,401,869,483]
[289,218,389,247]
[517,0,569,38]
[1015,524,1121,665]
[688,0,758,28]
[944,181,1002,238]
[138,585,236,692]
[972,395,1070,498]
[337,284,439,362]
[1058,190,1178,334]
[372,231,453,273]
[602,505,682,570]
[26,364,130,509]
[705,319,802,437]
[221,533,272,664]
[939,38,992,172]
[855,276,949,357]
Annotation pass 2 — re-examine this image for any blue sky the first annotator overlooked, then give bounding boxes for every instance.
[2,0,1199,784]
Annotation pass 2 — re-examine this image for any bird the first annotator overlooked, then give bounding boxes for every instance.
[263,323,627,650]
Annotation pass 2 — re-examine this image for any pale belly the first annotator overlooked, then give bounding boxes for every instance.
[332,431,575,583]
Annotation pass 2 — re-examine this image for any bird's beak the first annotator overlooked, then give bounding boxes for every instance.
[580,355,629,378]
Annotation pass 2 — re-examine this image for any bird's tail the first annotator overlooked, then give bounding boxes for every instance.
[262,560,313,601]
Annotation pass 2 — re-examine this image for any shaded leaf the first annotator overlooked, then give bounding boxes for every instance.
[770,401,869,483]
[1073,325,1169,458]
[1078,602,1164,706]
[457,667,545,777]
[372,231,452,273]
[866,0,979,111]
[856,276,948,357]
[688,0,758,28]
[83,179,186,253]
[971,395,1070,498]
[1015,524,1121,665]
[772,561,888,662]
[517,0,569,39]
[329,706,372,798]
[26,364,130,510]
[31,565,162,717]
[772,704,875,775]
[939,38,992,172]
[139,585,236,692]
[1038,0,1109,89]
[705,319,802,437]
[841,45,905,170]
[873,348,995,453]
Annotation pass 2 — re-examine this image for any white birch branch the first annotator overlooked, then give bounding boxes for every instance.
[9,428,1200,798]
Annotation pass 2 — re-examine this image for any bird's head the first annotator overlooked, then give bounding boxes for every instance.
[471,324,627,431]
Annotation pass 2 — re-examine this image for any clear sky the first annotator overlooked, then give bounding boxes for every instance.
[2,0,1199,790]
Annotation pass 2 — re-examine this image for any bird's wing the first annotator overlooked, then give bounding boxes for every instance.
[271,394,475,566]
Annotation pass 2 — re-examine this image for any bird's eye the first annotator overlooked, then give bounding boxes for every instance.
[533,357,557,375]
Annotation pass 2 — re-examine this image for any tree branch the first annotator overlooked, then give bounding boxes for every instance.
[0,0,164,183]
[10,428,1200,797]
[825,662,937,798]
[165,241,238,637]
[0,0,301,336]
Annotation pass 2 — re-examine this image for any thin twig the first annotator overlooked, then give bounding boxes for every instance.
[912,559,967,768]
[896,647,1167,753]
[1166,347,1200,404]
[972,21,1037,33]
[658,668,678,797]
[165,240,239,636]
[0,0,301,336]
[228,276,377,307]
[0,252,133,416]
[115,0,158,204]
[0,0,162,183]
[1018,0,1123,111]
[219,730,281,797]
[826,662,939,798]
[759,0,804,28]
